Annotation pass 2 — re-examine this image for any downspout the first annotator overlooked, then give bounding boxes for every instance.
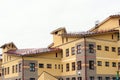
[22,56,24,80]
[84,36,87,80]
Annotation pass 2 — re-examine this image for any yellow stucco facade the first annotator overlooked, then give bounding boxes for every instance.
[0,15,120,80]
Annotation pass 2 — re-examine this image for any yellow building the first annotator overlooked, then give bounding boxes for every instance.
[1,14,120,80]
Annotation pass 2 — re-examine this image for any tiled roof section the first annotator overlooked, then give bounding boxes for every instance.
[59,30,119,38]
[6,48,62,56]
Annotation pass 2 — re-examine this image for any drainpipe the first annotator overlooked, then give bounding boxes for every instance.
[84,36,87,80]
[22,56,24,80]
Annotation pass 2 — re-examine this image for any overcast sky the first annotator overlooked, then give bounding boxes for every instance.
[0,0,120,49]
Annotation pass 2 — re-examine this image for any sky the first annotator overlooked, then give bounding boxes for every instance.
[0,0,120,49]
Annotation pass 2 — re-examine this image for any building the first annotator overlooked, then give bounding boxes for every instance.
[1,14,120,80]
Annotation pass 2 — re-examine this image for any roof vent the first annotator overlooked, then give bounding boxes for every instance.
[95,20,99,27]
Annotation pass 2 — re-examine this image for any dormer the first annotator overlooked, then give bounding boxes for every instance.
[51,27,67,47]
[0,42,17,53]
[89,15,120,32]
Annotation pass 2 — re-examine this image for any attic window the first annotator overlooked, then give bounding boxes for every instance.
[119,19,120,26]
[55,31,58,34]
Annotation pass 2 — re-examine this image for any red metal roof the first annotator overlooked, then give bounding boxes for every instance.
[59,30,119,38]
[6,48,62,56]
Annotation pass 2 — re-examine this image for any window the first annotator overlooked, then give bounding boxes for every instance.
[66,49,69,57]
[39,63,44,68]
[77,45,81,54]
[19,63,22,72]
[71,47,75,55]
[16,65,18,73]
[12,65,14,73]
[90,76,94,80]
[30,63,35,72]
[112,62,116,67]
[2,68,4,75]
[55,64,57,69]
[5,68,6,75]
[105,77,110,80]
[118,47,120,55]
[30,78,35,80]
[112,77,116,80]
[97,45,101,50]
[8,67,9,74]
[78,77,82,80]
[72,62,75,71]
[118,62,120,70]
[112,35,114,39]
[119,19,120,26]
[47,64,52,68]
[77,61,82,70]
[56,53,58,57]
[61,64,63,72]
[72,77,76,80]
[58,64,60,69]
[112,47,116,52]
[97,61,102,66]
[98,77,102,80]
[66,63,69,72]
[105,46,109,51]
[105,62,109,67]
[89,44,94,53]
[89,61,94,70]
[66,78,70,80]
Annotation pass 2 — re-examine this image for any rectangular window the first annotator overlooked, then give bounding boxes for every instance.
[105,62,109,67]
[105,77,110,80]
[66,49,69,57]
[118,62,120,70]
[77,61,82,70]
[90,76,94,80]
[47,64,52,69]
[105,46,109,51]
[39,63,44,68]
[19,63,22,72]
[89,61,94,70]
[8,67,9,74]
[30,63,35,72]
[16,65,18,73]
[112,47,116,52]
[61,64,63,72]
[78,77,82,80]
[5,68,6,75]
[118,47,120,55]
[66,63,69,72]
[71,47,75,55]
[58,64,60,69]
[55,64,57,69]
[12,66,14,73]
[30,78,35,80]
[89,44,94,53]
[2,68,4,75]
[112,62,116,67]
[97,45,101,50]
[98,77,102,80]
[72,62,75,71]
[72,77,76,80]
[97,61,102,66]
[77,45,81,54]
[66,78,70,80]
